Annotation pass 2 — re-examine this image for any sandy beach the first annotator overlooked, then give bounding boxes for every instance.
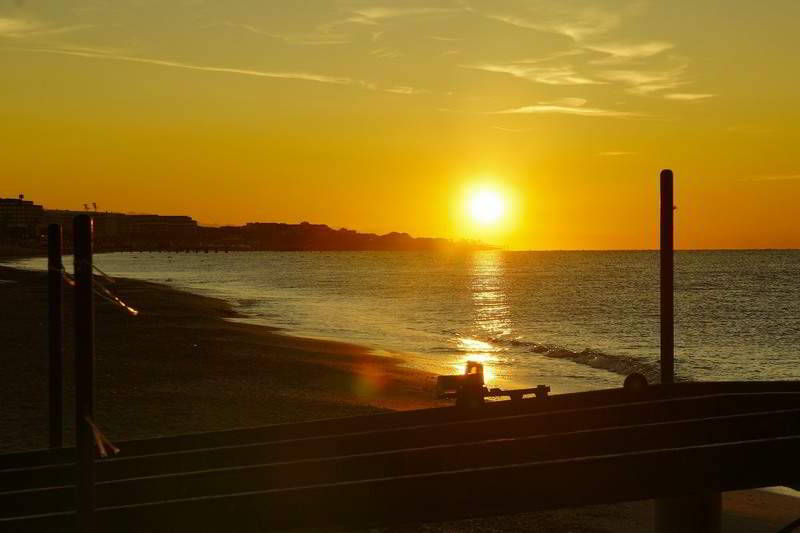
[0,264,796,532]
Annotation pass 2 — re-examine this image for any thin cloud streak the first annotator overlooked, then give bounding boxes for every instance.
[370,47,402,59]
[478,8,621,42]
[0,17,92,38]
[547,97,588,107]
[463,62,601,86]
[224,22,350,45]
[13,46,430,96]
[585,41,674,62]
[384,85,427,95]
[493,104,644,118]
[0,17,40,36]
[664,93,714,101]
[464,2,629,42]
[344,6,459,26]
[19,47,352,84]
[598,66,688,95]
[353,7,458,19]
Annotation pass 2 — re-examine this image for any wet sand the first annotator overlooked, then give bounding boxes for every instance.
[0,265,441,453]
[0,265,795,532]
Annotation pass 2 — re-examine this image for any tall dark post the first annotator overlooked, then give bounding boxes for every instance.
[47,224,64,449]
[74,215,96,532]
[660,169,674,385]
[655,170,720,533]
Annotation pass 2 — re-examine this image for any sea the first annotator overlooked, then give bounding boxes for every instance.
[7,250,799,394]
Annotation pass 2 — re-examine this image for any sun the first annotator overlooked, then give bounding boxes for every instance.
[468,187,506,225]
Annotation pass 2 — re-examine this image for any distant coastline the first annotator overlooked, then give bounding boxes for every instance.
[2,194,494,253]
[193,221,494,252]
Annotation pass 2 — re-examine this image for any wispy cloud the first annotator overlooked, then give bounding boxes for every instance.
[14,46,430,96]
[597,151,635,156]
[0,17,91,38]
[384,85,427,95]
[547,97,588,107]
[664,93,714,101]
[493,98,643,118]
[495,104,642,118]
[585,41,674,63]
[223,22,350,45]
[463,62,600,86]
[345,6,459,25]
[223,22,269,36]
[15,47,354,84]
[475,5,622,42]
[464,4,706,99]
[276,33,350,45]
[0,17,42,36]
[370,47,402,59]
[598,65,688,95]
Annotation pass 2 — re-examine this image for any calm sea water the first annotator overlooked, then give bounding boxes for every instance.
[7,250,800,393]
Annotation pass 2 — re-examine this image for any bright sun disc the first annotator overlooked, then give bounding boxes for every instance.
[468,188,506,225]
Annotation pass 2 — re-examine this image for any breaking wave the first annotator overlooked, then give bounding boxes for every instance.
[456,333,663,382]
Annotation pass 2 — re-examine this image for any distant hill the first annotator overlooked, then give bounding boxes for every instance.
[197,222,492,252]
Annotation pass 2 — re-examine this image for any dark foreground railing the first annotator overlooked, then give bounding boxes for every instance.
[0,385,799,532]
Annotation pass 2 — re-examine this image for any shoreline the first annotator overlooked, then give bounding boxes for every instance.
[0,264,442,454]
[0,254,656,395]
[1,264,797,532]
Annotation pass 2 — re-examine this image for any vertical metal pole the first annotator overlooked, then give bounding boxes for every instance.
[47,224,64,449]
[655,171,720,533]
[74,214,96,533]
[660,169,674,385]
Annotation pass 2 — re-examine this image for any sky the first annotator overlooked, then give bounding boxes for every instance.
[1,0,799,250]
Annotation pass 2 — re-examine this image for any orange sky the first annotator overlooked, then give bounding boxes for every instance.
[1,1,799,249]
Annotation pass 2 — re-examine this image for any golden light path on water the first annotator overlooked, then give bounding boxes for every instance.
[451,251,512,387]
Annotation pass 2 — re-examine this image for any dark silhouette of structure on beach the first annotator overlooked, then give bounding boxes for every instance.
[0,195,44,239]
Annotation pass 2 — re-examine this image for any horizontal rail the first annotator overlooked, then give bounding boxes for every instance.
[3,391,798,492]
[1,407,797,518]
[2,436,797,532]
[4,381,798,471]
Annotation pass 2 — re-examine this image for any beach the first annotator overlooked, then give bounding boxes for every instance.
[0,265,441,453]
[0,264,796,532]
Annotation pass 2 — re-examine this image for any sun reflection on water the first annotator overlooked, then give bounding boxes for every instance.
[452,338,498,383]
[451,251,513,387]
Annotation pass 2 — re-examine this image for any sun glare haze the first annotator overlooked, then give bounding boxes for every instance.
[468,187,506,226]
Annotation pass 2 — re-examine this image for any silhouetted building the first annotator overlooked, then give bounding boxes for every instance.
[2,195,482,252]
[0,194,199,247]
[0,195,44,239]
[43,211,198,246]
[44,211,132,242]
[126,215,198,240]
